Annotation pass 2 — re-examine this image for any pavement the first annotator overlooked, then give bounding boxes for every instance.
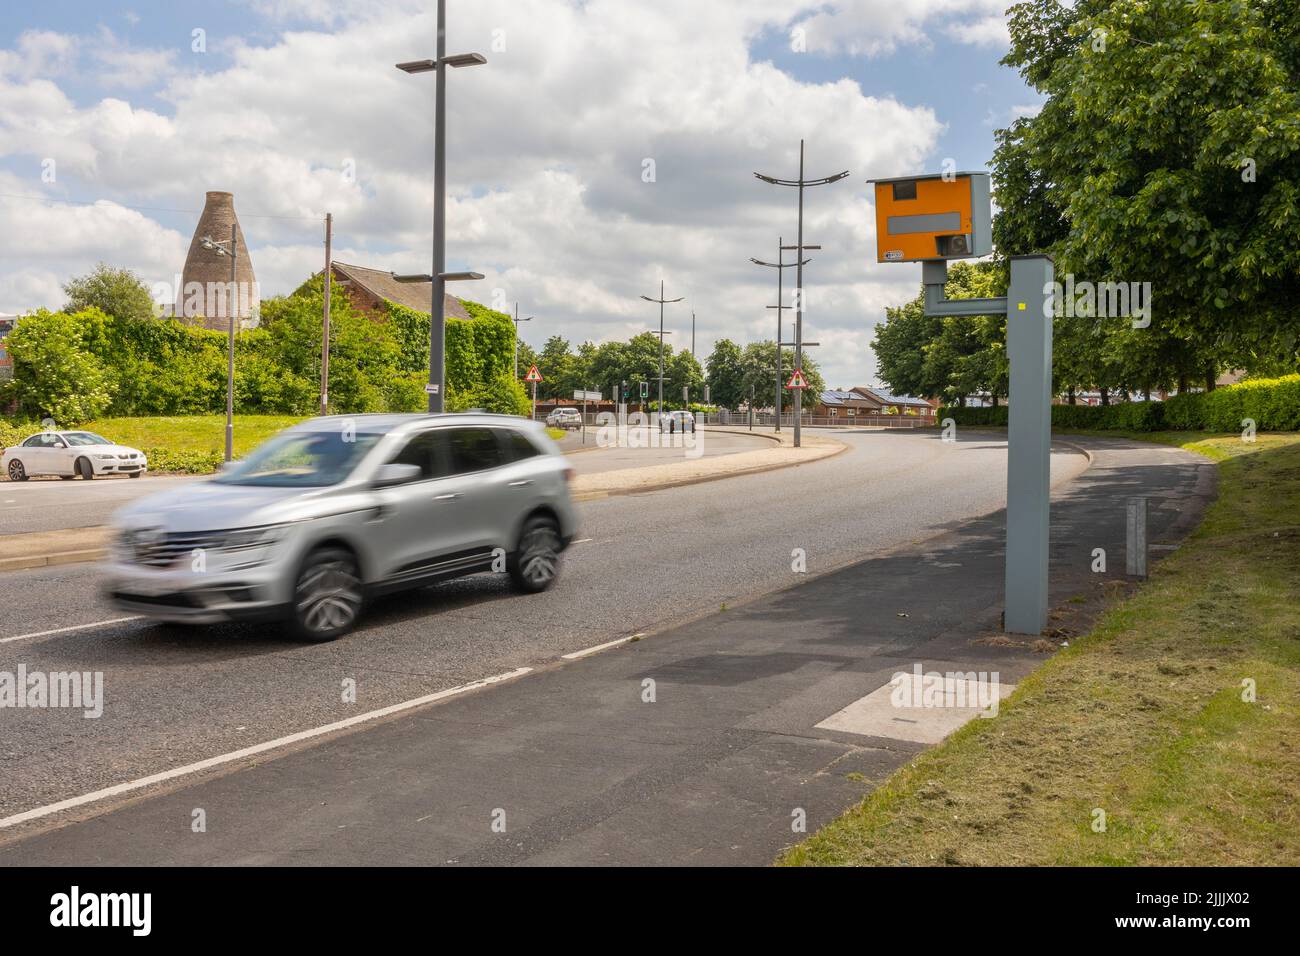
[0,432,1214,863]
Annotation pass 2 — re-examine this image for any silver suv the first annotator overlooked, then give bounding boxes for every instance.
[105,414,578,641]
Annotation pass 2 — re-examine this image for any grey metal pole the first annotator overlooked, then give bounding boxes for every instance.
[658,279,665,416]
[428,0,447,414]
[1003,254,1055,634]
[514,302,519,380]
[1126,497,1148,578]
[225,223,236,462]
[794,140,805,449]
[320,212,332,416]
[776,236,783,432]
[691,310,696,360]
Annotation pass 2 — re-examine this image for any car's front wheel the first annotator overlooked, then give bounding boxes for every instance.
[7,460,27,481]
[289,546,364,642]
[508,515,562,593]
[76,457,95,480]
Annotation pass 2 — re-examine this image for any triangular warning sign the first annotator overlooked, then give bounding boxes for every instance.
[524,365,543,383]
[785,369,809,389]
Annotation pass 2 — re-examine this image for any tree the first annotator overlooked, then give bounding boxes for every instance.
[706,338,745,409]
[3,309,114,423]
[996,0,1300,377]
[63,264,157,324]
[738,341,825,410]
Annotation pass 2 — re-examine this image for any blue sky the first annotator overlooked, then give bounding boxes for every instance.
[0,0,1039,388]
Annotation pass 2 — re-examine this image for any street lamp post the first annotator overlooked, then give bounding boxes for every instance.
[513,303,533,379]
[396,0,486,413]
[640,280,683,417]
[200,225,238,461]
[751,236,813,432]
[755,140,848,447]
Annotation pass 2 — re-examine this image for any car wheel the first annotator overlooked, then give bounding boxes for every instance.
[7,459,27,482]
[508,515,562,593]
[289,546,364,642]
[128,471,142,478]
[76,457,95,480]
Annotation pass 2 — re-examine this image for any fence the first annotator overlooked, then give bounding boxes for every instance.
[535,409,935,430]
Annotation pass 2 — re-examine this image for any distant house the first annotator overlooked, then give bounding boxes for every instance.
[813,386,936,422]
[325,261,471,320]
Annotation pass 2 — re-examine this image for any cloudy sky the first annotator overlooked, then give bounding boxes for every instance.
[0,0,1039,388]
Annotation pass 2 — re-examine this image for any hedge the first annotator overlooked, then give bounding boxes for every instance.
[938,374,1299,432]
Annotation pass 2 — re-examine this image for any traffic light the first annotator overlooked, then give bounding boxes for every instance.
[639,381,649,399]
[621,380,629,401]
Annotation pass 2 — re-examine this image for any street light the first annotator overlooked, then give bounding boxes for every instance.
[513,303,534,379]
[640,280,683,416]
[750,236,812,432]
[755,140,849,447]
[200,226,238,462]
[396,0,486,413]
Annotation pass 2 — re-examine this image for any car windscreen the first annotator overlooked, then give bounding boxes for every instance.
[213,431,381,487]
[63,433,112,446]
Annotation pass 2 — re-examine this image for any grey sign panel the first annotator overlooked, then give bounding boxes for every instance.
[887,212,962,235]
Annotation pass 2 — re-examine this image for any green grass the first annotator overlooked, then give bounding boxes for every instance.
[82,415,305,473]
[73,416,573,473]
[780,433,1300,866]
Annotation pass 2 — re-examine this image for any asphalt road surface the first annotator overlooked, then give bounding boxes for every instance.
[0,427,770,536]
[0,429,1088,835]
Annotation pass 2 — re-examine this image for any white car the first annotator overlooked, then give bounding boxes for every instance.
[659,410,695,433]
[546,408,583,430]
[3,430,148,481]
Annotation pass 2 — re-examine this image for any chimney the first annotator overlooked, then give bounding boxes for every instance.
[179,191,259,329]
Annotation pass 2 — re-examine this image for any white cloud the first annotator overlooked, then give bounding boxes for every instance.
[792,0,1010,57]
[0,0,977,388]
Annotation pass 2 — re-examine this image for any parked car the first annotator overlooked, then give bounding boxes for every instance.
[546,408,583,430]
[105,414,578,642]
[3,430,148,481]
[659,410,695,433]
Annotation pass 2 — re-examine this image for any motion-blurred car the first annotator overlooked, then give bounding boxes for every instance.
[2,430,148,481]
[546,408,583,430]
[659,410,695,433]
[105,414,577,642]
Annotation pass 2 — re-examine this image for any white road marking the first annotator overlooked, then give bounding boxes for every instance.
[571,538,593,544]
[562,633,643,660]
[0,666,533,831]
[0,617,142,645]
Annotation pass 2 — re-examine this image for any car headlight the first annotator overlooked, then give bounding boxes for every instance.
[93,454,115,460]
[220,524,289,553]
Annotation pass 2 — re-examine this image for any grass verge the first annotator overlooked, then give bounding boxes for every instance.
[780,433,1300,866]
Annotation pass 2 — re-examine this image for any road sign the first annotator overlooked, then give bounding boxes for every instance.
[524,365,542,383]
[785,369,809,389]
[573,390,601,401]
[423,383,440,394]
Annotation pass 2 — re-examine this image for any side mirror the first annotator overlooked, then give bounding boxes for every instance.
[373,462,422,488]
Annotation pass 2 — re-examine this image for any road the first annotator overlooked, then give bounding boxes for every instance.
[0,427,771,536]
[0,429,1091,840]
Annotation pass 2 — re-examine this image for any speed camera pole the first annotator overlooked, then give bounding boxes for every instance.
[755,140,849,447]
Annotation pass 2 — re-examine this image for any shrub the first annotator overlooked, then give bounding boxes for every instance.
[937,374,1300,432]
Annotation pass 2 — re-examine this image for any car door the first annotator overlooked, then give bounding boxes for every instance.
[47,434,74,475]
[429,426,512,561]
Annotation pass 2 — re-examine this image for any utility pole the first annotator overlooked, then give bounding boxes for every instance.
[755,140,849,446]
[225,224,236,461]
[640,280,683,417]
[691,310,696,360]
[751,236,812,433]
[320,212,332,416]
